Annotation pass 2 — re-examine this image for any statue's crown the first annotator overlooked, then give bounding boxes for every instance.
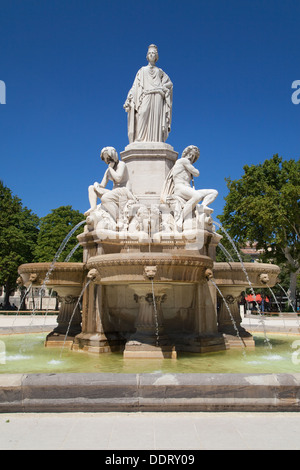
[148,44,158,52]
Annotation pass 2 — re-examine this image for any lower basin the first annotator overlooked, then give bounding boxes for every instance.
[1,332,300,374]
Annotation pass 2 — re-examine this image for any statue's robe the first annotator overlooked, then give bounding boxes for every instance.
[126,65,173,143]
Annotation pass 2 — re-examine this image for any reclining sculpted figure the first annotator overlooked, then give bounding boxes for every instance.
[161,145,218,226]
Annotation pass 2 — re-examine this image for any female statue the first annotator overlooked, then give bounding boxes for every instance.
[124,44,173,143]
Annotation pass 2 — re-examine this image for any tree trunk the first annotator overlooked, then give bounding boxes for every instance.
[288,270,299,307]
[4,280,12,309]
[20,287,28,310]
[283,246,299,307]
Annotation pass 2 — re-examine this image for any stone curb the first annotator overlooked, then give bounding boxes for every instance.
[0,326,56,335]
[1,373,300,412]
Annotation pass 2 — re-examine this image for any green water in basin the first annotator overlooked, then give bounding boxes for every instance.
[1,333,300,374]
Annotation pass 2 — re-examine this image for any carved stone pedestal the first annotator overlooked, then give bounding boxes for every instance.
[173,333,226,354]
[73,332,123,354]
[120,142,178,206]
[223,334,256,350]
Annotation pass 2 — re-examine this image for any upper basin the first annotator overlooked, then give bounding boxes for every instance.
[86,252,214,284]
[213,262,280,288]
[18,262,87,289]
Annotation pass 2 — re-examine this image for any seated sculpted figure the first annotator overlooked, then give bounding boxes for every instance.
[124,44,173,143]
[85,146,136,223]
[161,145,218,225]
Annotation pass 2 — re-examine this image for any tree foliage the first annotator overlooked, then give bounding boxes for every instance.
[218,155,300,299]
[0,181,39,306]
[34,205,85,263]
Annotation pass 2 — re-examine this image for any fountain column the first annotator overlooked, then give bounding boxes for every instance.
[52,294,82,336]
[120,142,178,207]
[73,269,126,353]
[217,287,244,334]
[46,286,83,348]
[123,281,176,359]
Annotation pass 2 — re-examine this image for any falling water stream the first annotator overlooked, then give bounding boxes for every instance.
[60,279,91,356]
[151,279,159,347]
[267,285,283,315]
[209,278,247,356]
[276,283,300,332]
[64,242,81,262]
[41,220,86,292]
[147,210,160,347]
[218,242,235,262]
[11,283,32,327]
[213,220,272,349]
[277,283,297,313]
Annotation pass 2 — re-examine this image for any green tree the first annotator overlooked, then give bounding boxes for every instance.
[0,181,39,308]
[218,155,300,303]
[34,205,85,263]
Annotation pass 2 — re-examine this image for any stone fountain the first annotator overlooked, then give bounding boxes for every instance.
[18,44,280,359]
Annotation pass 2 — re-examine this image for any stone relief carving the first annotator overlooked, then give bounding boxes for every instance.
[143,266,158,280]
[124,44,173,143]
[87,268,101,283]
[259,273,270,285]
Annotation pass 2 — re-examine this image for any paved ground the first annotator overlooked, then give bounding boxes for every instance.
[0,314,57,334]
[0,312,299,332]
[0,411,300,450]
[242,313,300,334]
[0,314,300,451]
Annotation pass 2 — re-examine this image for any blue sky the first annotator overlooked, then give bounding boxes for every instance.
[0,0,299,220]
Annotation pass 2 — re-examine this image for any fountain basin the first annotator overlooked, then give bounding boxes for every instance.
[2,329,300,412]
[18,262,87,344]
[1,371,300,412]
[18,262,86,292]
[86,252,213,284]
[213,262,280,288]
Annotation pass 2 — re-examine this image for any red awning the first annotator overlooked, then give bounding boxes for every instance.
[245,294,269,302]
